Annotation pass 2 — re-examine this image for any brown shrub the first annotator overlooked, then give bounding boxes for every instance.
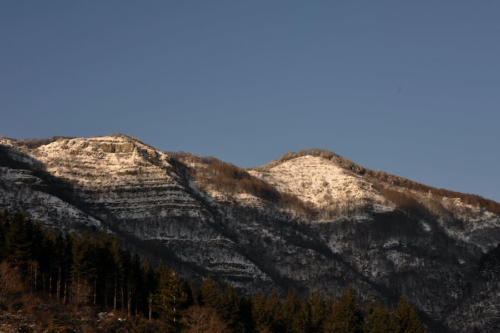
[375,185,428,217]
[0,261,24,295]
[182,306,230,333]
[192,157,279,201]
[20,137,74,149]
[279,193,315,218]
[175,156,315,218]
[369,170,500,214]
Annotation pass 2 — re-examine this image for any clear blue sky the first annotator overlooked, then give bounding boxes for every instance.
[1,1,499,201]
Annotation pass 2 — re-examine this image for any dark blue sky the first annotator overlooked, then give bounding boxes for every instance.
[1,1,499,201]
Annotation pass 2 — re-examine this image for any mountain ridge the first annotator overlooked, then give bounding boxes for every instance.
[1,134,499,332]
[254,147,500,212]
[5,133,499,208]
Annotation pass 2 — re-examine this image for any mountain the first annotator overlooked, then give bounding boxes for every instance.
[1,134,499,332]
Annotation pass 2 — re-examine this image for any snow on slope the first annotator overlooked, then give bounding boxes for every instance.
[437,196,500,250]
[1,135,203,222]
[250,155,394,220]
[2,135,500,332]
[0,136,278,291]
[30,136,172,186]
[0,167,103,231]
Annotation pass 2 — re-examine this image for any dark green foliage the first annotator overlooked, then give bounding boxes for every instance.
[366,301,392,333]
[200,275,222,310]
[199,277,254,332]
[152,263,192,331]
[0,211,427,333]
[308,291,326,332]
[220,285,243,330]
[390,296,427,333]
[252,289,286,332]
[4,212,37,271]
[323,286,364,333]
[252,292,270,331]
[283,291,310,333]
[0,211,160,318]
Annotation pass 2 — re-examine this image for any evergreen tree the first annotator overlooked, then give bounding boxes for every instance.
[143,259,157,320]
[265,289,285,333]
[71,233,94,305]
[5,212,34,272]
[252,289,285,332]
[0,212,6,261]
[220,284,242,330]
[153,263,192,331]
[0,211,430,332]
[200,275,222,310]
[129,254,144,315]
[367,301,391,333]
[390,296,427,333]
[109,234,123,311]
[238,295,254,333]
[252,292,270,331]
[308,291,326,332]
[53,232,71,301]
[323,286,364,333]
[283,290,310,333]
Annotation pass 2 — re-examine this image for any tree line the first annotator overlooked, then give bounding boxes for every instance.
[0,211,426,332]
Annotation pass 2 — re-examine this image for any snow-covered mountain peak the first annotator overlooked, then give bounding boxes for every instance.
[250,155,393,217]
[1,135,173,188]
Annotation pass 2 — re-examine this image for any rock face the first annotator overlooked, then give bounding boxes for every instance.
[1,134,499,332]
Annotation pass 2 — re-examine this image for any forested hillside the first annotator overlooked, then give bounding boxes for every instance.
[0,211,426,332]
[2,135,498,332]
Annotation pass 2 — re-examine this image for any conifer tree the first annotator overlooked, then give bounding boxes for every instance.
[367,301,391,333]
[308,290,326,333]
[5,212,34,273]
[0,213,5,262]
[323,286,364,333]
[142,259,157,320]
[128,254,143,316]
[265,289,285,333]
[0,211,430,332]
[153,263,192,331]
[390,296,427,333]
[252,289,285,332]
[71,233,94,305]
[109,235,123,311]
[283,290,310,333]
[220,284,242,330]
[200,275,222,310]
[252,292,270,331]
[238,295,254,333]
[54,233,71,301]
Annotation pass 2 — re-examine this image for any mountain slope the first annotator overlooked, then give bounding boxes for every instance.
[0,135,499,332]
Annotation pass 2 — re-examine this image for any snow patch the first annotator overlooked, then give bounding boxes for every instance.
[420,221,432,232]
[250,155,394,219]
